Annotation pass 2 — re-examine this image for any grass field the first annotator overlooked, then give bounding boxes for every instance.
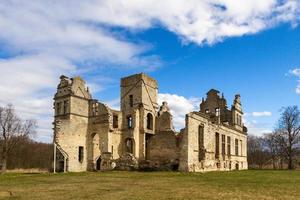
[0,170,300,200]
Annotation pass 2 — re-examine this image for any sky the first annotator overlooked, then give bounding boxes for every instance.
[0,0,299,143]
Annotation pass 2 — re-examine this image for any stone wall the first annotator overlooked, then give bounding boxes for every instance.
[179,112,248,172]
[147,130,179,170]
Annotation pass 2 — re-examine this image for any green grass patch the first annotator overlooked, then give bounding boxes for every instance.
[0,170,299,200]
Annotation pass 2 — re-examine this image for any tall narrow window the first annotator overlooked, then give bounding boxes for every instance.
[113,115,119,128]
[236,115,242,126]
[221,134,225,155]
[215,133,220,159]
[92,103,98,116]
[63,100,69,114]
[215,108,220,116]
[78,146,84,163]
[125,138,134,153]
[129,95,133,107]
[127,115,133,128]
[147,113,153,130]
[227,136,231,156]
[236,114,239,125]
[240,140,243,156]
[205,109,209,114]
[56,102,61,115]
[198,125,204,161]
[235,139,239,156]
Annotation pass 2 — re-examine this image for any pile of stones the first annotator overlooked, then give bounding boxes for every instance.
[115,153,139,171]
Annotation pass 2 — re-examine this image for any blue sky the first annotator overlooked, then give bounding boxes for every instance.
[92,24,300,137]
[0,1,299,142]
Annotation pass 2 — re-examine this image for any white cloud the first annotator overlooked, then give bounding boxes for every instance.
[0,1,160,142]
[243,112,273,136]
[104,98,121,111]
[158,94,274,135]
[243,119,273,136]
[158,93,200,130]
[296,82,300,94]
[78,0,299,45]
[290,68,300,77]
[0,1,299,142]
[289,68,300,94]
[246,111,272,117]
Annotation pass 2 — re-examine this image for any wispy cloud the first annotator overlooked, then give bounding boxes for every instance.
[288,68,300,94]
[243,118,273,136]
[80,0,299,45]
[158,93,200,130]
[245,111,272,117]
[0,1,161,142]
[243,111,273,136]
[104,98,121,111]
[290,68,300,76]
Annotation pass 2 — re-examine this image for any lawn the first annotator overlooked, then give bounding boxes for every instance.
[0,170,300,200]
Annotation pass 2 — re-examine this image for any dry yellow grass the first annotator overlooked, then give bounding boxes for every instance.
[0,170,300,200]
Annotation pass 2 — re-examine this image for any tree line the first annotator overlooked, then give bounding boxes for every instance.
[0,136,53,170]
[0,104,53,172]
[248,106,300,169]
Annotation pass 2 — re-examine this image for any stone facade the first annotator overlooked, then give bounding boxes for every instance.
[53,73,248,172]
[179,90,248,172]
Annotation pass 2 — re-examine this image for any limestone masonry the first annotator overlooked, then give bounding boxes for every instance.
[53,73,248,172]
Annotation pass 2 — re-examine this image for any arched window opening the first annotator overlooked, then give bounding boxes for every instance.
[89,133,101,171]
[146,113,153,130]
[127,115,133,129]
[235,163,239,170]
[125,138,134,154]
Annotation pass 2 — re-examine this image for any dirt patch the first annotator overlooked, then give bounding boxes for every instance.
[0,191,13,198]
[6,168,49,173]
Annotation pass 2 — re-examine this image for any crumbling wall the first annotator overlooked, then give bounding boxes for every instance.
[115,153,139,171]
[179,112,248,172]
[147,130,179,170]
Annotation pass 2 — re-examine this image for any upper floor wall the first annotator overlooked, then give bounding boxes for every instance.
[199,89,245,132]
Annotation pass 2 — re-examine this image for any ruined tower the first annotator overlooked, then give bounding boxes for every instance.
[53,76,91,172]
[231,94,243,131]
[120,73,158,160]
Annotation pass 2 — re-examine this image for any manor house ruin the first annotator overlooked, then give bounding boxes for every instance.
[53,73,248,172]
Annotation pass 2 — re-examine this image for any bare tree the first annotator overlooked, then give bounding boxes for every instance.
[275,106,300,169]
[0,104,36,173]
[263,132,283,169]
[247,135,269,169]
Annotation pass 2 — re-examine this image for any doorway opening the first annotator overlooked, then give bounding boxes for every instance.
[96,157,101,171]
[145,133,152,160]
[235,163,239,170]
